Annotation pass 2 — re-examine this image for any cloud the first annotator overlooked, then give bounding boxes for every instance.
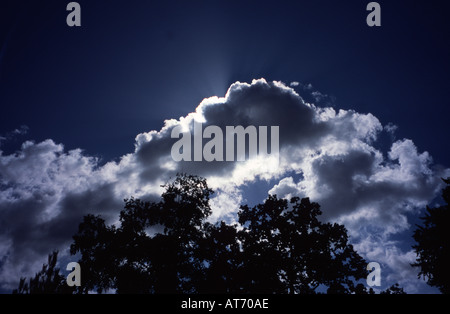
[353,234,427,293]
[0,125,28,146]
[384,122,398,135]
[311,91,327,102]
[1,79,448,292]
[0,140,125,287]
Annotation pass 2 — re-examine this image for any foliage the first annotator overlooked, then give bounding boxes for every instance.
[12,251,72,294]
[15,174,406,294]
[412,178,450,294]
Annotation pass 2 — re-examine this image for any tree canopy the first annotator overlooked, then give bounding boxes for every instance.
[14,174,405,294]
[412,178,450,294]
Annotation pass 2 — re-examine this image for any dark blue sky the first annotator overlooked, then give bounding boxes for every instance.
[1,0,449,164]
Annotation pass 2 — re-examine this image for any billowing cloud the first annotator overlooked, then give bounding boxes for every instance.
[0,140,123,286]
[1,79,448,292]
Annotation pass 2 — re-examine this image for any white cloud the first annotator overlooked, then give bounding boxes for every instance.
[209,186,242,223]
[311,91,327,102]
[354,235,436,293]
[0,125,29,146]
[1,78,449,293]
[384,122,398,135]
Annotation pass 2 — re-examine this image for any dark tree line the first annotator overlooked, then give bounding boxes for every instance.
[12,174,417,294]
[412,178,450,294]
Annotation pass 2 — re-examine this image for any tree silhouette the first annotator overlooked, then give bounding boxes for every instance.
[379,283,406,294]
[197,221,243,293]
[15,174,405,294]
[70,174,213,294]
[237,195,367,294]
[412,178,450,294]
[12,251,72,294]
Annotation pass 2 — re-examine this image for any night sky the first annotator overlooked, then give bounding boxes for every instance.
[1,0,449,293]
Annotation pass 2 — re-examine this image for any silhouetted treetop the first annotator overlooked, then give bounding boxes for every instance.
[412,178,450,294]
[238,195,367,294]
[12,251,72,294]
[15,174,405,294]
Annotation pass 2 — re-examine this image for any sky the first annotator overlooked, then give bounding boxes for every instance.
[0,0,450,293]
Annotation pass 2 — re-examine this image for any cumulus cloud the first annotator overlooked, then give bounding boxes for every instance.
[0,140,124,287]
[1,78,448,292]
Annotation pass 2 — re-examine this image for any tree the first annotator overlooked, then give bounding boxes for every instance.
[70,174,213,294]
[237,195,368,294]
[16,174,404,294]
[197,221,243,293]
[412,178,450,294]
[379,283,406,294]
[13,251,72,294]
